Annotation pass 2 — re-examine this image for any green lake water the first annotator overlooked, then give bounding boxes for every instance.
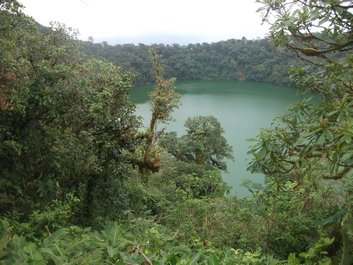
[131,80,302,196]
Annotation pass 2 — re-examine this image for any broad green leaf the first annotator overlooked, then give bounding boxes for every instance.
[188,252,202,265]
[321,209,347,225]
[44,229,67,245]
[207,253,220,265]
[287,253,300,265]
[40,247,65,265]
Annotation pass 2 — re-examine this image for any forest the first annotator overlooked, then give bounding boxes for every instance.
[79,37,298,87]
[0,0,352,264]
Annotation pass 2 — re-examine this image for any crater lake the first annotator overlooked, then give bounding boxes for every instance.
[131,80,303,196]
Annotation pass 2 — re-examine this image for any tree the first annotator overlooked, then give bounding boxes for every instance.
[80,38,298,87]
[160,116,233,171]
[0,3,139,226]
[147,48,180,147]
[135,48,180,175]
[258,0,352,66]
[249,0,353,263]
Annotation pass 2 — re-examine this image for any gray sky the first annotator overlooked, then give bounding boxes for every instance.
[20,0,269,44]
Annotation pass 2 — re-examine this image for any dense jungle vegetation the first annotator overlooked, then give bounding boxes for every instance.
[0,0,352,264]
[79,37,298,87]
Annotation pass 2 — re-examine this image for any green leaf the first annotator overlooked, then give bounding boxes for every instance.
[207,253,220,265]
[188,252,202,265]
[24,244,45,265]
[321,208,347,225]
[40,247,64,265]
[287,253,300,265]
[106,246,119,258]
[166,253,179,265]
[316,133,326,145]
[44,229,67,245]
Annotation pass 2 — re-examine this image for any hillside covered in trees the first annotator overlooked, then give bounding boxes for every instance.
[1,0,353,264]
[79,38,298,87]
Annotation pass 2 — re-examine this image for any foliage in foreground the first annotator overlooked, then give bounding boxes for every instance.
[250,0,353,264]
[0,217,336,265]
[0,0,352,264]
[0,0,140,226]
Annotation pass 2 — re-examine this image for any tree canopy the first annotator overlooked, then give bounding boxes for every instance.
[249,0,353,263]
[80,38,299,87]
[1,0,353,264]
[0,1,140,225]
[160,116,233,171]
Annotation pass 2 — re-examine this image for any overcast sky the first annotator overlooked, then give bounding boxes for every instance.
[20,0,269,45]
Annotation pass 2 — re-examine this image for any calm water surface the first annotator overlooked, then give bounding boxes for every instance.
[131,80,301,196]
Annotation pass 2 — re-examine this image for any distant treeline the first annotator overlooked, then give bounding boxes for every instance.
[79,38,299,86]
